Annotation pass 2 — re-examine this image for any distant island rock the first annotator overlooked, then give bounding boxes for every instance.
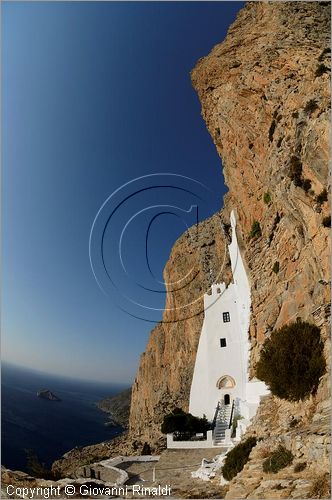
[96,387,131,428]
[37,389,61,401]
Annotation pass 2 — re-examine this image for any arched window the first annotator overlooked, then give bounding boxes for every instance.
[216,375,236,389]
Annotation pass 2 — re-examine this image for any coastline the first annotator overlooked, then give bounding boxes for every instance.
[95,388,132,429]
[1,363,124,473]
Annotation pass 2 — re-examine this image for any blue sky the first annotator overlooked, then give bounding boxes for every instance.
[1,1,243,383]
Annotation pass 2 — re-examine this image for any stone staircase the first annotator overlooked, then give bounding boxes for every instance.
[213,403,232,445]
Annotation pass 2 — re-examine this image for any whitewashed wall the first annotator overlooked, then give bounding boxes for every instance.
[189,283,246,420]
[189,211,268,422]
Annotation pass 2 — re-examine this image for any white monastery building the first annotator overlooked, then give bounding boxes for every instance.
[187,211,269,446]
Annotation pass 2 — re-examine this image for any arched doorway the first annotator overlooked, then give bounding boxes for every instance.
[216,375,236,390]
[224,394,230,405]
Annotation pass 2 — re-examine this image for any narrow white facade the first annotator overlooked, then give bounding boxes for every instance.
[189,211,268,426]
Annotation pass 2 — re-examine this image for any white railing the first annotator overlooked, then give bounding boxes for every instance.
[167,431,215,449]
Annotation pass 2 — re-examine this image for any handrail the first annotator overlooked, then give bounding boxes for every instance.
[228,400,235,429]
[211,401,220,430]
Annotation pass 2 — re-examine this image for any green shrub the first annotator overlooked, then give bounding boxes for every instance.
[249,220,262,239]
[322,216,331,228]
[294,462,307,473]
[256,320,326,401]
[272,261,280,274]
[263,192,271,204]
[263,446,293,473]
[317,188,328,204]
[315,64,330,77]
[161,408,209,437]
[304,99,319,115]
[222,437,257,481]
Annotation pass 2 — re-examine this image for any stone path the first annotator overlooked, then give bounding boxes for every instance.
[116,461,155,485]
[152,449,227,498]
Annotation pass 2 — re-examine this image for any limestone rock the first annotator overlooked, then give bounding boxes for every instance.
[96,388,131,428]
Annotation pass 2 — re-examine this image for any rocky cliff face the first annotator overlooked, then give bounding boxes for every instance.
[129,0,331,496]
[191,0,330,365]
[96,388,132,428]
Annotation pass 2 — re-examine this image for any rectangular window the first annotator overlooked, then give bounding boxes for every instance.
[220,338,227,348]
[223,312,230,323]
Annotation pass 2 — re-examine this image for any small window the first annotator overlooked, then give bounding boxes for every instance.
[220,338,227,348]
[223,312,230,323]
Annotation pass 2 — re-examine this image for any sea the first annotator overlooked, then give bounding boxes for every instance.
[1,362,125,472]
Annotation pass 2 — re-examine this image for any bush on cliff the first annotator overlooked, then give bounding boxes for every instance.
[222,437,257,481]
[249,221,262,239]
[302,178,312,193]
[263,192,272,204]
[315,63,330,77]
[256,320,326,401]
[289,156,303,186]
[263,446,293,473]
[294,461,307,473]
[304,99,319,115]
[161,408,209,438]
[317,188,328,204]
[322,215,331,228]
[318,47,331,62]
[272,261,280,274]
